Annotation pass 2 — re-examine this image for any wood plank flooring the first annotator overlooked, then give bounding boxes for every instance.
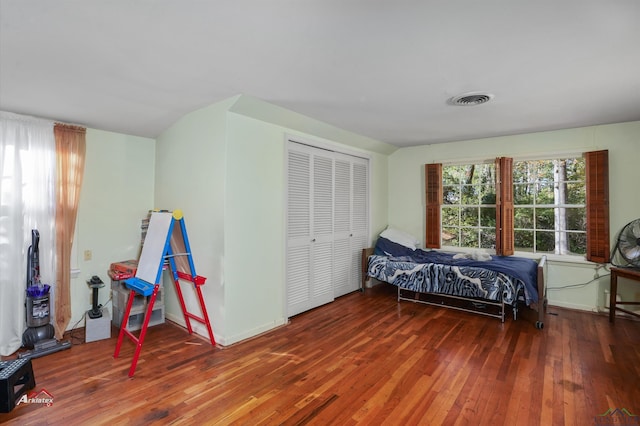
[2,283,639,425]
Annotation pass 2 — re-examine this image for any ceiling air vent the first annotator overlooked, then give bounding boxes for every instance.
[448,92,494,106]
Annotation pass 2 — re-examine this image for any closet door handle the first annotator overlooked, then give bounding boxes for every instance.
[311,238,316,242]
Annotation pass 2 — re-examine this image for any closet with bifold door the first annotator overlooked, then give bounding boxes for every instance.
[286,140,369,317]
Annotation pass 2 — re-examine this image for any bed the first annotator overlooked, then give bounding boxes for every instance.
[362,236,548,329]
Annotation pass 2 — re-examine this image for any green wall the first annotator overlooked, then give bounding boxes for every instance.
[72,103,637,340]
[72,129,155,327]
[154,95,392,345]
[387,120,640,312]
[154,97,236,340]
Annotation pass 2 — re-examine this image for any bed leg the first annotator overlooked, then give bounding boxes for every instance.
[534,255,547,330]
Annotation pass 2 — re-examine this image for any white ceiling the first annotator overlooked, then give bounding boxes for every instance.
[1,1,639,147]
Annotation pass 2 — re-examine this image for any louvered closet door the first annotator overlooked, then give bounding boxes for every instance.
[286,145,334,317]
[334,154,369,297]
[350,158,369,291]
[333,157,352,297]
[287,148,312,316]
[311,154,335,309]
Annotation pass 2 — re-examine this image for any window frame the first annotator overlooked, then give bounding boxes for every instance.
[425,150,609,262]
[439,161,498,251]
[512,156,587,257]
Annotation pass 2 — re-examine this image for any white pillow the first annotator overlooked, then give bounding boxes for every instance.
[379,227,420,250]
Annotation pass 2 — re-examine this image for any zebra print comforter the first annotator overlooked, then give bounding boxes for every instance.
[367,254,523,305]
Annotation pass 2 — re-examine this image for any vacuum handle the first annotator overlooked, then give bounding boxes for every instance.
[27,229,41,286]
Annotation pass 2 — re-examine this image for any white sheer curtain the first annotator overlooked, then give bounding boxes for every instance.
[0,111,56,356]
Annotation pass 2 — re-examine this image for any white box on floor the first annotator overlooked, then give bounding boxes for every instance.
[85,307,111,342]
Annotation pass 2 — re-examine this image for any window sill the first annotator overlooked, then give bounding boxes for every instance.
[437,247,598,267]
[513,251,597,267]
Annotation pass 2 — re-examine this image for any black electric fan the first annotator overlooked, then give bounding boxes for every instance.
[611,218,640,269]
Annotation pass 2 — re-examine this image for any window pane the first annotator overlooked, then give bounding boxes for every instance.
[442,207,459,227]
[480,207,496,227]
[442,227,459,246]
[513,162,530,184]
[442,166,464,185]
[515,230,534,252]
[565,158,585,181]
[536,161,554,180]
[568,232,587,255]
[461,228,478,248]
[475,164,494,185]
[566,207,586,231]
[536,231,555,253]
[536,208,555,230]
[480,230,495,249]
[461,185,479,204]
[536,183,554,204]
[443,185,459,204]
[461,207,478,226]
[480,186,495,204]
[514,183,533,205]
[566,182,585,204]
[514,207,534,229]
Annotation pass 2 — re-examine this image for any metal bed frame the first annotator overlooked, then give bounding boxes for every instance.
[362,248,548,329]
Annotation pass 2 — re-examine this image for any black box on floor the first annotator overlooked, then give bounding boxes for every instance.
[0,358,36,413]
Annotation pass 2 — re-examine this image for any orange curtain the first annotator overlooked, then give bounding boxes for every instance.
[53,123,86,339]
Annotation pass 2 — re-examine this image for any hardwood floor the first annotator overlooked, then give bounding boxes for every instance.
[2,283,639,425]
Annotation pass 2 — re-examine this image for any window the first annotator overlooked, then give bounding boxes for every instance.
[513,157,586,255]
[425,150,608,261]
[441,162,496,250]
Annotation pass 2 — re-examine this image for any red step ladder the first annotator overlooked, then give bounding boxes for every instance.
[113,210,215,377]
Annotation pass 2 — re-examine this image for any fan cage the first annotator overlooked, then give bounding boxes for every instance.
[612,218,640,268]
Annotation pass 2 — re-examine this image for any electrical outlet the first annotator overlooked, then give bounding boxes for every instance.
[84,250,92,261]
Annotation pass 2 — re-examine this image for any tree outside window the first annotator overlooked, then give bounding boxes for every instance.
[439,157,586,255]
[513,158,586,255]
[441,163,496,249]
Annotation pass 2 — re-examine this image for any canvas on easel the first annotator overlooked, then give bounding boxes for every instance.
[113,210,215,377]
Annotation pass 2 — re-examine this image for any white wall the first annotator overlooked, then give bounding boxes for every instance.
[72,129,155,329]
[387,121,640,312]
